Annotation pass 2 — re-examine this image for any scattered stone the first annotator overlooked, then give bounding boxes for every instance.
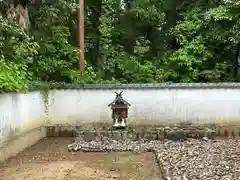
[69,134,240,180]
[202,136,208,141]
[151,131,158,140]
[158,139,240,180]
[144,132,154,140]
[126,130,133,140]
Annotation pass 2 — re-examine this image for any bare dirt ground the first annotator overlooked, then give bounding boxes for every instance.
[1,138,163,180]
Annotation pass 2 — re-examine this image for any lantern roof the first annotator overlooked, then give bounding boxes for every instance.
[108,91,131,107]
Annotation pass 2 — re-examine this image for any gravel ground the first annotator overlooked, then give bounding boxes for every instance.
[2,136,240,180]
[70,137,240,180]
[158,139,240,180]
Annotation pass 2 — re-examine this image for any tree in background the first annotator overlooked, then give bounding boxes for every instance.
[0,0,240,92]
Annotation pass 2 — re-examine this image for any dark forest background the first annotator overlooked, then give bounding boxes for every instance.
[0,0,240,92]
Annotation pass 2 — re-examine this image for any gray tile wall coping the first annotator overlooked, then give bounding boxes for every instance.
[49,83,240,90]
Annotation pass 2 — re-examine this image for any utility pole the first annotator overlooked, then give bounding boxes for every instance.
[78,0,85,72]
[234,42,240,81]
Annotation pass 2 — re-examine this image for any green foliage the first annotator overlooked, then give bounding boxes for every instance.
[1,0,240,92]
[0,17,38,92]
[164,0,240,82]
[0,61,30,92]
[31,26,79,82]
[61,66,99,84]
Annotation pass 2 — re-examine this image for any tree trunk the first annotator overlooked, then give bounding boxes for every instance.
[1,0,30,30]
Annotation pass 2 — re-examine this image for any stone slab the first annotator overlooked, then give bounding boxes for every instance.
[83,131,97,141]
[112,131,122,141]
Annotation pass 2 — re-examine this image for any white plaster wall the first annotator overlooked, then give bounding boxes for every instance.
[47,89,240,125]
[0,92,45,147]
[1,88,240,147]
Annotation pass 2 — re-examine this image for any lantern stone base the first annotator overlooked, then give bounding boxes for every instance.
[113,122,120,127]
[113,120,126,128]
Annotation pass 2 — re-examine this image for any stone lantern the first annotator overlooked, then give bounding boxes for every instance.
[108,91,130,128]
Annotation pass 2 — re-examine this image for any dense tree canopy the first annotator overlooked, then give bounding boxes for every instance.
[0,0,240,92]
